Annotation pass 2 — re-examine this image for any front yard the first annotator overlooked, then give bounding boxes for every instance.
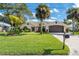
[0,32,69,55]
[74,32,79,35]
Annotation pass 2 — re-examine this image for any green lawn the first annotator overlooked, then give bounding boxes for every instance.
[0,32,69,55]
[74,32,79,35]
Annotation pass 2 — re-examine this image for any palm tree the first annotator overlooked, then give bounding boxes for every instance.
[36,4,50,34]
[67,8,79,34]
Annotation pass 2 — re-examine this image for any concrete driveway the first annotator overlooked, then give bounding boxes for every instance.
[51,33,79,55]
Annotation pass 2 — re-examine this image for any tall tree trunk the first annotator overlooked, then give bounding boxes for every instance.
[40,19,43,34]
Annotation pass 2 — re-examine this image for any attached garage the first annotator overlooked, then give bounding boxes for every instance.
[49,25,64,32]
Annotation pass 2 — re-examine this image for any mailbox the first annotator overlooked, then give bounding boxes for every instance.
[63,34,70,38]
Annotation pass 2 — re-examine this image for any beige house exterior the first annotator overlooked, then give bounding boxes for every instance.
[28,22,68,32]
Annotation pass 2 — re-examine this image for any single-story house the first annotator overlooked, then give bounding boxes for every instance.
[26,21,68,33]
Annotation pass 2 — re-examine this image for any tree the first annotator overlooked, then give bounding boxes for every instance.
[0,3,33,35]
[67,8,79,34]
[36,4,50,34]
[0,3,33,24]
[7,15,24,26]
[12,3,33,19]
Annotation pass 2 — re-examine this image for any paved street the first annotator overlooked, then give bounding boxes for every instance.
[51,33,79,55]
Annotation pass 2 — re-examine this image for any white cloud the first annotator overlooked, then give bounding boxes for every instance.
[73,3,79,8]
[50,10,53,13]
[50,17,57,19]
[0,13,4,17]
[50,8,59,13]
[53,8,59,12]
[44,19,56,22]
[32,12,36,18]
[31,19,40,22]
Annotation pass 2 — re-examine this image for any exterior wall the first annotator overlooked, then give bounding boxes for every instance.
[30,22,68,33]
[34,27,39,32]
[64,26,67,32]
[0,27,3,32]
[45,26,49,32]
[34,26,47,32]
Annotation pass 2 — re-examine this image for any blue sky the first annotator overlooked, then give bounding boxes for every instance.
[27,3,75,22]
[0,3,78,22]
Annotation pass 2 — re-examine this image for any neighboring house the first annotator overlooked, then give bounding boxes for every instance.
[68,22,78,31]
[0,13,11,32]
[0,22,11,32]
[65,19,78,31]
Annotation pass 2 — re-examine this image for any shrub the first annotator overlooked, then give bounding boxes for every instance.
[23,26,30,32]
[7,26,22,35]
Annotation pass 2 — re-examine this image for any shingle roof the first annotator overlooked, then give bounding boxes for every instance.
[29,22,68,28]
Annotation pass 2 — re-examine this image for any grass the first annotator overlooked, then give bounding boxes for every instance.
[0,32,69,55]
[74,32,79,35]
